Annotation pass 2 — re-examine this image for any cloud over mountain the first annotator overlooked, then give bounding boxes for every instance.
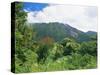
[25,4,97,32]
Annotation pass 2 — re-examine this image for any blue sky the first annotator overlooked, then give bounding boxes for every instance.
[23,2,49,12]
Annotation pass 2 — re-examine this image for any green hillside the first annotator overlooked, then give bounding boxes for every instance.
[31,22,96,42]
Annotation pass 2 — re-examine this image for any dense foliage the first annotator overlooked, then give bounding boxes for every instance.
[12,3,97,73]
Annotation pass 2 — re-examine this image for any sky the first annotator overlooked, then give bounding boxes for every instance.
[23,2,98,32]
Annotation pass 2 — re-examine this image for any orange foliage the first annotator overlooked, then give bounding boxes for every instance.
[40,36,54,45]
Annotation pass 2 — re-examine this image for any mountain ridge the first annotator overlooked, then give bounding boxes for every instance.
[30,22,97,42]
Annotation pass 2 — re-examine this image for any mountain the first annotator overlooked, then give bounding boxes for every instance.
[86,31,97,36]
[30,22,97,42]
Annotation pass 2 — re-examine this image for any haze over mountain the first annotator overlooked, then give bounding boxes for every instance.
[30,22,97,42]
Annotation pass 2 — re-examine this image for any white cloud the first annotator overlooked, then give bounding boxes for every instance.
[27,4,97,32]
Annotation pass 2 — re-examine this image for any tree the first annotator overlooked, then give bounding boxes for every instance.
[48,43,64,60]
[61,38,80,55]
[14,2,37,73]
[79,41,97,56]
[15,2,27,64]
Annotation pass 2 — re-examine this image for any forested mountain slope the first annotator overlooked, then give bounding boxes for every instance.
[30,22,97,42]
